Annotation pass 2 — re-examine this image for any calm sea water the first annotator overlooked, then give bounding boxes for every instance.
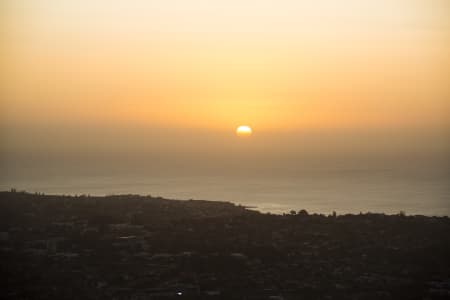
[1,169,449,216]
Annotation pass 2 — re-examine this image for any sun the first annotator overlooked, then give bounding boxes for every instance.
[236,125,253,137]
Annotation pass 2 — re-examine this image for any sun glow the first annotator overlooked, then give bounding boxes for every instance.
[236,125,253,137]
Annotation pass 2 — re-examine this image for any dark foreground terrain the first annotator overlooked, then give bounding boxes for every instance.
[1,191,449,300]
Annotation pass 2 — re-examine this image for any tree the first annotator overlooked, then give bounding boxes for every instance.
[298,209,309,216]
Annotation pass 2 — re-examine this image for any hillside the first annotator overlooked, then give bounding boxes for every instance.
[1,191,449,299]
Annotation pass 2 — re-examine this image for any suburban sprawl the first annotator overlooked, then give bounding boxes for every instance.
[1,191,449,299]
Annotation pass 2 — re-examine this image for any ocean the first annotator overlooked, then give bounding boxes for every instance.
[1,168,449,216]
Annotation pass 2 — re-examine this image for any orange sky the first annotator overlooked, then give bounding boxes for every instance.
[2,0,449,132]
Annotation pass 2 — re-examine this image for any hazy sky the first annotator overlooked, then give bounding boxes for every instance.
[1,0,449,178]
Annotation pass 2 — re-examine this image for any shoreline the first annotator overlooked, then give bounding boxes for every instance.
[2,189,449,218]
